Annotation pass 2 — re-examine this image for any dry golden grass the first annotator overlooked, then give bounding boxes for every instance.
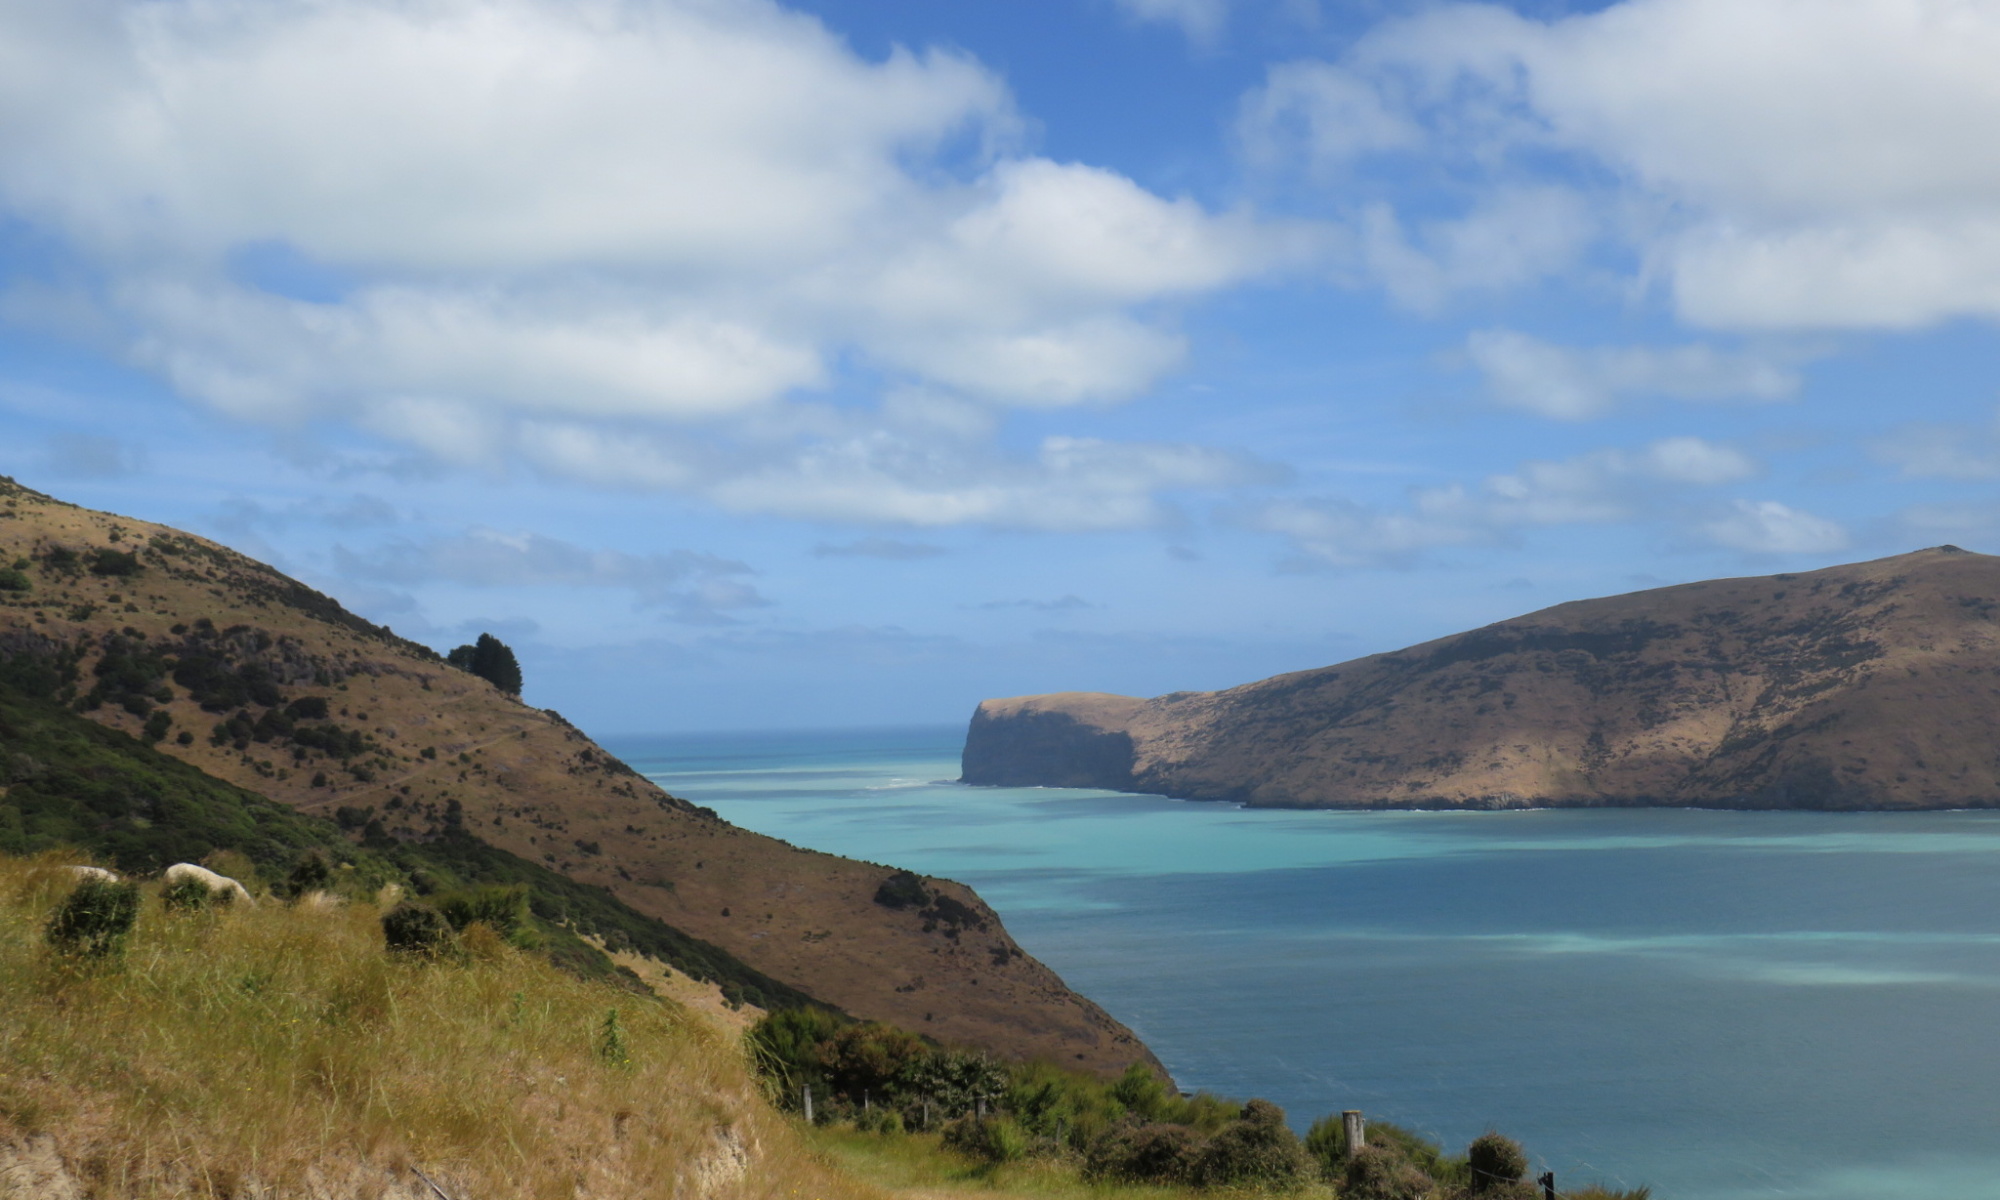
[0,852,880,1200]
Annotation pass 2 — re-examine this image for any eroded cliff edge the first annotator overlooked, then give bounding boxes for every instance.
[963,547,2000,811]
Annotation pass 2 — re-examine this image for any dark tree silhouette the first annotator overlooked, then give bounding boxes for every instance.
[448,632,523,696]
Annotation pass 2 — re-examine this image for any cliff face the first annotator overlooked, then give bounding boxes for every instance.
[963,548,2000,811]
[0,476,1157,1076]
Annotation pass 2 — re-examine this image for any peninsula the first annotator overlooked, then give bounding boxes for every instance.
[963,547,2000,810]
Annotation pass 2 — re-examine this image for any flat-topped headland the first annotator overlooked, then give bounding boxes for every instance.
[964,547,2000,810]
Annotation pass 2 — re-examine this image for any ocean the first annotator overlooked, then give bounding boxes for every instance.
[608,725,2000,1200]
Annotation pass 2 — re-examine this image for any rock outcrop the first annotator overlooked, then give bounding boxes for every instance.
[964,548,2000,810]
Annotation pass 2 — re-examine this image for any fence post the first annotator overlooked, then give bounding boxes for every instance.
[1538,1171,1556,1200]
[803,1084,814,1124]
[1343,1110,1365,1153]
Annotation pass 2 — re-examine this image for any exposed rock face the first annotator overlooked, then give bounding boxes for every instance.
[0,475,1158,1076]
[963,548,2000,811]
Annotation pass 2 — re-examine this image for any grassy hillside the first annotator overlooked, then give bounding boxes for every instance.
[0,662,818,1011]
[0,853,867,1200]
[0,474,1153,1075]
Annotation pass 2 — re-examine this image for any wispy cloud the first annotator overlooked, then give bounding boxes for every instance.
[1465,330,1803,420]
[812,538,949,561]
[334,529,766,623]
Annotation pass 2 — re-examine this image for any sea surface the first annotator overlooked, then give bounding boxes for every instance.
[609,725,2000,1200]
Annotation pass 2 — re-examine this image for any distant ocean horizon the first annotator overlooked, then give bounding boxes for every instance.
[609,724,2000,1200]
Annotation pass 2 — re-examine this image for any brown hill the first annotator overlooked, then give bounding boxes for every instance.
[0,476,1154,1075]
[963,547,2000,810]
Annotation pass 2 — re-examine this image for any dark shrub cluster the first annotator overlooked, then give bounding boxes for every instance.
[46,877,141,958]
[381,901,455,957]
[872,869,930,910]
[0,566,30,592]
[447,633,523,696]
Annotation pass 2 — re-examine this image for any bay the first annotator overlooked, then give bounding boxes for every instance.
[609,725,2000,1200]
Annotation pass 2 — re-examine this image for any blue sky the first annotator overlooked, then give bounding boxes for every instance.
[4,0,2000,731]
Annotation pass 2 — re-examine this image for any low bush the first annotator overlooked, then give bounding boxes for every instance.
[853,1105,903,1135]
[942,1114,1029,1164]
[1190,1098,1310,1187]
[0,567,29,592]
[1469,1131,1531,1193]
[45,877,140,958]
[381,901,454,957]
[1344,1144,1436,1200]
[1086,1119,1202,1183]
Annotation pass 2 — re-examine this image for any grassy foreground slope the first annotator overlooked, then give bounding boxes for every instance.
[0,854,868,1200]
[0,475,1152,1075]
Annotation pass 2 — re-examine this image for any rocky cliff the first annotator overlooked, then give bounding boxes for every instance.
[963,548,2000,810]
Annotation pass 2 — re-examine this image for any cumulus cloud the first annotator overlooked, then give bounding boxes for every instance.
[1466,329,1803,419]
[1700,500,1850,555]
[1240,0,2000,329]
[1247,436,1760,565]
[0,0,1310,527]
[334,528,766,623]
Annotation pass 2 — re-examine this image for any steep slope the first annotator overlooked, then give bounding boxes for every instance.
[0,476,1154,1075]
[964,547,2000,810]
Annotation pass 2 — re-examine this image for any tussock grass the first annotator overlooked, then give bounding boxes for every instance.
[0,852,875,1200]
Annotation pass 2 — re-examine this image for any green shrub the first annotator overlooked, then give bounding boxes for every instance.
[1085,1120,1201,1183]
[1343,1144,1435,1200]
[598,1007,630,1067]
[818,1021,930,1101]
[435,883,532,944]
[1191,1098,1309,1187]
[872,870,930,909]
[89,548,142,577]
[0,567,29,592]
[286,849,333,897]
[943,1114,1029,1164]
[1469,1132,1529,1192]
[162,875,233,912]
[381,901,454,957]
[46,878,140,958]
[141,711,172,743]
[854,1105,904,1135]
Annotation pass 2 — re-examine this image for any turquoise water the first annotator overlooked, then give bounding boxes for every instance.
[610,726,2000,1200]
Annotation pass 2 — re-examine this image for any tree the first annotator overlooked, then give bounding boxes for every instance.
[448,632,522,696]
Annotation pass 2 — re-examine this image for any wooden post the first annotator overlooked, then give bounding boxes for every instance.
[924,1098,931,1129]
[803,1085,814,1124]
[1538,1171,1556,1200]
[977,1096,986,1121]
[864,1090,871,1112]
[1343,1110,1365,1153]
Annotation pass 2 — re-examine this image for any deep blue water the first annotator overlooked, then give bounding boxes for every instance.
[608,725,2000,1200]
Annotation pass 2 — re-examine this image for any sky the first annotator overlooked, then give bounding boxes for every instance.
[4,0,2000,732]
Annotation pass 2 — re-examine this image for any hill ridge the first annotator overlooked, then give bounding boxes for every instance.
[964,547,2000,811]
[0,475,1155,1074]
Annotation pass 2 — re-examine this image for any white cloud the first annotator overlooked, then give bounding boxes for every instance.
[1112,0,1229,44]
[1700,500,1849,555]
[334,528,766,622]
[1248,436,1759,565]
[1466,329,1802,419]
[1241,0,2000,329]
[0,0,1312,527]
